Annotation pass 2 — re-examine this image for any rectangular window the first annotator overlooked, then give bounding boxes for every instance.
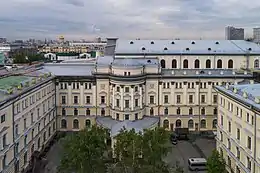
[150,96,154,104]
[237,128,240,140]
[74,96,78,104]
[116,113,119,120]
[213,95,218,103]
[246,113,250,122]
[176,95,181,104]
[15,124,19,136]
[247,157,251,170]
[24,118,27,130]
[220,115,223,126]
[125,87,129,92]
[135,99,139,107]
[62,96,66,104]
[31,113,34,124]
[116,99,120,107]
[228,121,231,133]
[164,95,169,103]
[1,114,5,123]
[86,96,91,104]
[247,136,251,150]
[201,95,206,103]
[125,100,129,108]
[189,95,193,103]
[101,96,105,104]
[236,147,240,160]
[2,134,6,148]
[252,115,254,125]
[135,113,138,120]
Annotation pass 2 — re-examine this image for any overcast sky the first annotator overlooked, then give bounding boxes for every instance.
[0,0,260,40]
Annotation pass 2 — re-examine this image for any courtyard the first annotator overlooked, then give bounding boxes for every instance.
[39,134,216,173]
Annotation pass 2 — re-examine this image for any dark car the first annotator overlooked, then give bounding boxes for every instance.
[170,133,178,145]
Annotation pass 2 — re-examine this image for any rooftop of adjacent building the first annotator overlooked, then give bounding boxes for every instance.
[115,39,260,55]
[215,83,260,111]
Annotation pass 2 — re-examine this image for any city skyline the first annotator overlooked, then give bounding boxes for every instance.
[0,0,260,40]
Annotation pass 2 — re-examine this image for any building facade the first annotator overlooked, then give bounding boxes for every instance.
[253,27,260,44]
[2,39,260,172]
[225,26,245,40]
[215,84,260,173]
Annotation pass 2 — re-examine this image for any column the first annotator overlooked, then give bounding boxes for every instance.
[158,82,162,115]
[207,82,212,105]
[171,82,175,105]
[80,83,84,105]
[139,85,142,109]
[112,86,115,109]
[195,82,199,105]
[131,86,134,111]
[183,82,187,105]
[68,83,72,105]
[121,86,124,111]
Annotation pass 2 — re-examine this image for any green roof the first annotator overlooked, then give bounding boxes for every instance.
[0,76,30,90]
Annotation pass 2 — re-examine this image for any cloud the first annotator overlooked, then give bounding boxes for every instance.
[0,0,259,40]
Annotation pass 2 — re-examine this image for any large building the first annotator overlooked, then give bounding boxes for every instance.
[253,27,260,43]
[1,38,260,172]
[215,83,260,173]
[225,26,245,40]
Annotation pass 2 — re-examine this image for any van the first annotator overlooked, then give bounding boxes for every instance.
[188,158,207,171]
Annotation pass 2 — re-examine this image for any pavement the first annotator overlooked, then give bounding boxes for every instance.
[163,138,216,173]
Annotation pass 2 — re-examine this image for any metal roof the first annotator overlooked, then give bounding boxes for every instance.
[112,58,158,67]
[115,40,260,55]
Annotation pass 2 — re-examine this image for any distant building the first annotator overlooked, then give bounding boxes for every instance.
[253,27,260,43]
[225,26,245,40]
[0,37,7,43]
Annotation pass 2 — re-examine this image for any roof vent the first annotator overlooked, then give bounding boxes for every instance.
[248,48,252,51]
[164,47,168,50]
[208,48,211,51]
[130,41,134,44]
[215,41,219,44]
[186,48,190,51]
[191,41,195,44]
[141,47,146,51]
[147,60,151,63]
[151,41,154,44]
[171,41,175,44]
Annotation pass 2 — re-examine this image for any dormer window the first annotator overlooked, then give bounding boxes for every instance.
[171,41,175,44]
[164,47,168,50]
[186,48,190,51]
[151,41,154,44]
[215,41,219,44]
[130,41,134,44]
[147,60,151,63]
[208,48,211,51]
[141,47,146,50]
[248,48,252,51]
[191,41,195,44]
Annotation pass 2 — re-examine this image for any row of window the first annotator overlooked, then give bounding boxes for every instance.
[162,94,217,104]
[61,119,91,129]
[163,119,217,129]
[115,99,140,108]
[162,107,217,115]
[163,81,231,89]
[61,108,106,116]
[60,82,92,90]
[115,85,140,92]
[61,95,106,105]
[160,59,233,69]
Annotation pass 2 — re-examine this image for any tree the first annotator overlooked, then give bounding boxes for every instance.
[57,126,108,173]
[112,127,171,173]
[207,149,227,173]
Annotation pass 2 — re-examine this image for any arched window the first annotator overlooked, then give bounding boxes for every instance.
[85,119,91,128]
[188,119,194,129]
[189,108,193,115]
[228,59,233,69]
[206,59,211,68]
[150,108,154,116]
[161,59,165,68]
[176,119,182,128]
[217,59,222,68]
[172,59,177,68]
[254,59,259,68]
[86,108,90,116]
[183,59,188,68]
[101,108,105,116]
[74,108,78,116]
[201,119,206,128]
[61,119,67,128]
[163,119,169,129]
[73,119,79,129]
[194,59,200,68]
[212,119,217,129]
[164,108,168,115]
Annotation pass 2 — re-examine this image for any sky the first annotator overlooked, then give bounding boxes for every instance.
[0,0,260,40]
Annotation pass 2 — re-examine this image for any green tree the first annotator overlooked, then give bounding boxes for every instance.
[57,126,108,173]
[207,149,227,173]
[113,127,171,173]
